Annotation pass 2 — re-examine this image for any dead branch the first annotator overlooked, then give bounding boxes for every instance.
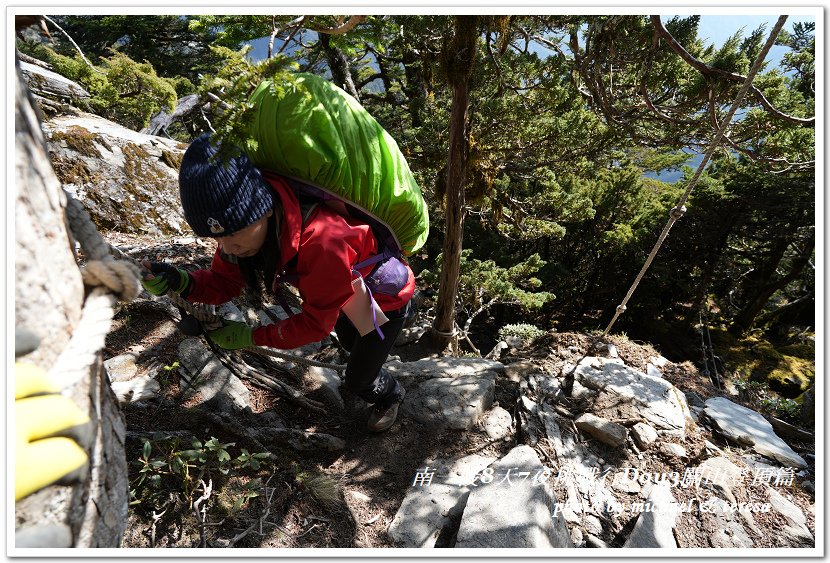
[650,15,814,127]
[193,479,214,548]
[204,337,326,414]
[311,15,366,36]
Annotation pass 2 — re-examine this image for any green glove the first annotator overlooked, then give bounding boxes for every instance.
[141,261,192,297]
[15,363,91,500]
[208,321,254,350]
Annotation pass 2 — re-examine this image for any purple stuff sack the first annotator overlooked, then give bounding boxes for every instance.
[364,257,409,296]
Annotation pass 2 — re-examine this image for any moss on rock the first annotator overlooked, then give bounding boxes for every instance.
[161,149,183,171]
[51,125,101,157]
[709,328,815,399]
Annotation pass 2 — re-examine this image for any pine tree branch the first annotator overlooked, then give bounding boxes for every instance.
[650,15,814,127]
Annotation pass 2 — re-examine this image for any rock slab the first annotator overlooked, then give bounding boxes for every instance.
[388,358,500,431]
[575,413,628,447]
[455,445,572,548]
[575,357,689,436]
[387,453,496,547]
[703,397,807,468]
[178,338,251,413]
[623,482,679,548]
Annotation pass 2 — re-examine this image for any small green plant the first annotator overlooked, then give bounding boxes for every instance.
[234,448,273,471]
[733,378,801,420]
[759,396,801,420]
[131,436,235,508]
[498,323,545,341]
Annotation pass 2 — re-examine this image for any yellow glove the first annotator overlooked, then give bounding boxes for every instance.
[15,363,91,501]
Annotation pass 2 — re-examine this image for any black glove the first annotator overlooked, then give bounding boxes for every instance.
[141,261,193,297]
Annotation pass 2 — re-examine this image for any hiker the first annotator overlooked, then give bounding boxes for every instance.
[141,134,413,432]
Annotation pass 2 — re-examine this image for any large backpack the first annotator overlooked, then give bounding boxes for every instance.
[243,72,429,256]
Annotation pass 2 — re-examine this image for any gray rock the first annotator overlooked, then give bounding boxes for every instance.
[20,61,90,100]
[483,406,513,440]
[401,374,495,431]
[766,487,813,543]
[528,373,561,398]
[387,454,496,547]
[646,364,663,378]
[611,471,642,494]
[575,357,688,436]
[574,413,628,448]
[178,338,251,413]
[571,379,596,400]
[586,533,610,548]
[395,325,427,346]
[104,353,138,383]
[110,376,160,404]
[455,445,572,548]
[570,526,585,547]
[697,457,743,503]
[216,301,245,323]
[649,355,669,368]
[631,422,658,450]
[658,443,687,459]
[387,357,504,380]
[44,113,188,237]
[259,304,293,323]
[705,498,755,547]
[520,396,543,445]
[703,397,807,468]
[623,482,679,548]
[306,366,344,412]
[485,340,508,360]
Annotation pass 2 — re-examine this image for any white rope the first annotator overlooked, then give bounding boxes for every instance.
[602,15,788,336]
[47,287,117,388]
[51,193,143,388]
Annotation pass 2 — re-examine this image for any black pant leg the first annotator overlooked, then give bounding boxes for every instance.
[341,301,410,408]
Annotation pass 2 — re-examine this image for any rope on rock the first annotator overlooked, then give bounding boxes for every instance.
[602,15,788,337]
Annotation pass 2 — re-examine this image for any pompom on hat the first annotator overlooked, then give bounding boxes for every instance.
[178,133,274,237]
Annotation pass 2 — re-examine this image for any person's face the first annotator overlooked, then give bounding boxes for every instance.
[215,210,272,257]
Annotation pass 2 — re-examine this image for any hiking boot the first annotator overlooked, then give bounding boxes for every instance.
[367,388,406,433]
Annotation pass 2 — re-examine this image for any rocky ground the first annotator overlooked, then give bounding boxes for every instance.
[103,233,816,551]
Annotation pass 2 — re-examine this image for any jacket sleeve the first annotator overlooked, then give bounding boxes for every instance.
[186,248,247,305]
[252,213,363,349]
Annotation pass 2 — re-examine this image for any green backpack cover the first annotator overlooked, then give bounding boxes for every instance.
[244,72,429,255]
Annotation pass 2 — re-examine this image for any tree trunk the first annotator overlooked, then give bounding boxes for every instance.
[432,16,479,348]
[731,232,815,334]
[14,55,128,548]
[319,34,361,102]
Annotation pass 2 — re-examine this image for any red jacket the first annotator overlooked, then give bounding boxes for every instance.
[187,174,415,349]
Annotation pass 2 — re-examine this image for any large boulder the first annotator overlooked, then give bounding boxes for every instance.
[575,357,690,437]
[43,113,189,236]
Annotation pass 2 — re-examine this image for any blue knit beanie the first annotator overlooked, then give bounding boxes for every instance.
[178,133,274,237]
